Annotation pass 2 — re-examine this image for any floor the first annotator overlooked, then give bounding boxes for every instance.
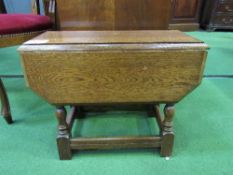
[0,31,233,175]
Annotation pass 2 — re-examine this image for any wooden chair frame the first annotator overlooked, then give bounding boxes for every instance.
[0,0,55,123]
[0,0,6,13]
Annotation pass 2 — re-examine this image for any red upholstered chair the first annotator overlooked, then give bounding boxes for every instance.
[0,0,54,124]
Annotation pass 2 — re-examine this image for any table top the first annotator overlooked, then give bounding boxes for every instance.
[24,30,203,45]
[19,30,208,105]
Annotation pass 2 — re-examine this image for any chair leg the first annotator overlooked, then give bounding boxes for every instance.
[0,78,13,124]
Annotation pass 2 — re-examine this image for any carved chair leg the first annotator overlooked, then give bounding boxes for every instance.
[160,104,175,157]
[55,106,71,160]
[0,79,13,124]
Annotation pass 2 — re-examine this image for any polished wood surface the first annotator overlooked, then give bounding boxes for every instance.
[24,30,202,44]
[20,50,207,105]
[53,105,171,159]
[169,0,203,31]
[55,107,71,160]
[19,31,207,105]
[19,30,208,159]
[70,136,161,150]
[160,104,175,157]
[201,0,233,31]
[56,0,171,30]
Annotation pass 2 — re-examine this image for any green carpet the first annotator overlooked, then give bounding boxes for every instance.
[1,78,233,175]
[0,46,22,75]
[187,31,233,75]
[1,31,233,175]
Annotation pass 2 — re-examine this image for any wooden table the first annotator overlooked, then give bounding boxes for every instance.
[18,30,208,160]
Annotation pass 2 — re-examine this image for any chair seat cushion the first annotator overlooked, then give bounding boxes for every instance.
[0,14,52,35]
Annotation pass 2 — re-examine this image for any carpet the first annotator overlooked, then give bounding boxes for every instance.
[0,31,233,175]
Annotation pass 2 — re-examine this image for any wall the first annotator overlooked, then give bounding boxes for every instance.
[3,0,44,14]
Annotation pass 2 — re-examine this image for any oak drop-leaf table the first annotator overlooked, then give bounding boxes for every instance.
[18,30,208,160]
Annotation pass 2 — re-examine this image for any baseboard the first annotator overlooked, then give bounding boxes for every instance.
[169,23,200,31]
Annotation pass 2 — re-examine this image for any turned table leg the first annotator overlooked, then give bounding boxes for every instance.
[0,79,13,124]
[55,106,71,160]
[160,104,175,157]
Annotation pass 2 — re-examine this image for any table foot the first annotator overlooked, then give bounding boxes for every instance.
[57,135,72,160]
[160,104,175,157]
[55,106,71,160]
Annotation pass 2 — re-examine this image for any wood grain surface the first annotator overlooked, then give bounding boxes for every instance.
[24,30,203,45]
[19,31,208,105]
[70,136,161,150]
[19,30,208,159]
[20,50,207,105]
[56,0,171,30]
